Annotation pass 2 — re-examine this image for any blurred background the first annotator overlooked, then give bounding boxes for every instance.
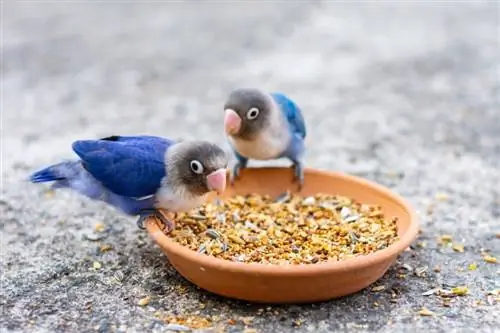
[4,2,498,174]
[1,1,499,332]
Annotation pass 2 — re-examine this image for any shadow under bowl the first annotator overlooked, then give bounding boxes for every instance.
[146,167,419,304]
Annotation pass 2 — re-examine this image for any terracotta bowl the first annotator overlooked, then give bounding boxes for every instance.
[146,167,419,304]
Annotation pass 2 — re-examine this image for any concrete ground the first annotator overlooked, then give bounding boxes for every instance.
[1,1,499,332]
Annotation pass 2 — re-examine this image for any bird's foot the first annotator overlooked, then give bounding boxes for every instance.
[136,209,175,234]
[292,162,304,191]
[230,162,244,186]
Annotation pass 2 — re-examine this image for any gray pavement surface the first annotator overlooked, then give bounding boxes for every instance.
[1,1,499,332]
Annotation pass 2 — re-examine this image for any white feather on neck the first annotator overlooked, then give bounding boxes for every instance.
[155,183,208,212]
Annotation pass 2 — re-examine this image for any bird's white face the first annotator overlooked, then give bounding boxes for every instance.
[155,141,228,212]
[163,140,228,193]
[223,89,292,159]
[223,89,275,141]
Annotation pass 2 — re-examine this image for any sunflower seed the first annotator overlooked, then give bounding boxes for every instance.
[340,207,351,219]
[275,191,291,203]
[220,242,229,252]
[190,214,207,221]
[349,231,358,243]
[198,244,207,254]
[206,229,221,240]
[344,215,360,223]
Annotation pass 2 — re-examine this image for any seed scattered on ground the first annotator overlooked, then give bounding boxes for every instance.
[99,244,112,252]
[417,241,427,248]
[163,315,212,330]
[418,307,435,316]
[169,193,399,265]
[400,263,413,272]
[175,285,188,294]
[371,285,386,292]
[452,243,465,252]
[92,261,102,270]
[451,286,469,296]
[94,223,106,232]
[243,329,258,333]
[240,317,254,325]
[84,232,106,242]
[468,262,478,271]
[441,299,452,307]
[137,296,150,306]
[438,235,453,244]
[415,266,428,277]
[483,255,497,264]
[438,289,455,298]
[44,189,55,198]
[435,193,449,201]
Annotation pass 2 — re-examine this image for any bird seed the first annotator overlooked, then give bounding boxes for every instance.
[168,192,400,265]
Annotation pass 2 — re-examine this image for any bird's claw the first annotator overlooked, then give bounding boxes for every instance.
[292,162,304,191]
[136,209,175,234]
[230,163,243,186]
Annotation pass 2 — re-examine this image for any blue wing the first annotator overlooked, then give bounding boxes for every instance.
[98,135,173,146]
[270,92,307,139]
[72,135,176,198]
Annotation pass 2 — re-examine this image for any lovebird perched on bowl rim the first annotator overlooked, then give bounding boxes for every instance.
[29,135,228,232]
[223,88,307,189]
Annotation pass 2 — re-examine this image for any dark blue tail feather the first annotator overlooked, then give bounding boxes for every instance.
[28,160,156,216]
[29,166,64,183]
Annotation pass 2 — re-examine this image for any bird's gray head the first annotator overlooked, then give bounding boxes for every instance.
[223,88,275,140]
[167,141,228,196]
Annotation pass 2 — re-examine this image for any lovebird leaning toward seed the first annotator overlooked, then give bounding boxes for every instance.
[29,135,228,233]
[223,88,307,189]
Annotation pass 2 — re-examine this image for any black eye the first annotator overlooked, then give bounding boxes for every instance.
[246,107,260,120]
[190,160,204,174]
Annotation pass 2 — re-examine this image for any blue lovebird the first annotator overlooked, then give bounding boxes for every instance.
[223,88,307,189]
[29,135,228,232]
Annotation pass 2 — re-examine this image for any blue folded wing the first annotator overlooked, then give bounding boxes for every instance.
[99,135,175,146]
[72,136,175,198]
[270,92,307,139]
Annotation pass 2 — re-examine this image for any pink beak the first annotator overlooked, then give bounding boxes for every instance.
[206,168,227,194]
[224,109,242,135]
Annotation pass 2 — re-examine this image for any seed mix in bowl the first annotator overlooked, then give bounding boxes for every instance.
[168,191,399,265]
